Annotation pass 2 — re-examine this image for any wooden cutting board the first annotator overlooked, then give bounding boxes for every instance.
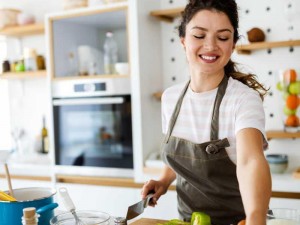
[129,218,167,225]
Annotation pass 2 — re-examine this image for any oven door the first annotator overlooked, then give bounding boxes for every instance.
[53,95,133,170]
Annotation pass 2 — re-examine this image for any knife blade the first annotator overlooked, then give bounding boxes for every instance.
[126,193,154,220]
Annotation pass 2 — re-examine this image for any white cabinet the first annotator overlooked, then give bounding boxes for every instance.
[47,4,129,79]
[46,1,165,182]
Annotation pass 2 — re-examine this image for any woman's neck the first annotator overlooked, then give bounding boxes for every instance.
[190,71,225,93]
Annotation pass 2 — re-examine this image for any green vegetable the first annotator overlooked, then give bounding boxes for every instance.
[157,211,211,225]
[191,212,211,225]
[157,219,189,225]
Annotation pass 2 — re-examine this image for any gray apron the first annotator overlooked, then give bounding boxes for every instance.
[161,76,245,225]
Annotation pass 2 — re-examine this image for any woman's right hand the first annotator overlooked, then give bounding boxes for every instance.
[141,179,169,207]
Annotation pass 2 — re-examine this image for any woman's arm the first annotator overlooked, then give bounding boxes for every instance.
[141,165,176,205]
[236,128,271,225]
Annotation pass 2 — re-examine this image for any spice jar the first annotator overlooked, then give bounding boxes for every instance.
[36,55,46,70]
[2,60,10,73]
[23,48,37,71]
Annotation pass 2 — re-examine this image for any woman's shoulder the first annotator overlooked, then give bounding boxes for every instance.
[162,81,188,102]
[227,77,260,98]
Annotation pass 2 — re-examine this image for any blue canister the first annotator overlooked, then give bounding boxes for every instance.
[0,187,58,225]
[266,154,288,174]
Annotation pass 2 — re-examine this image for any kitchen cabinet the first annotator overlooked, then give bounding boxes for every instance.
[46,1,164,182]
[47,4,129,79]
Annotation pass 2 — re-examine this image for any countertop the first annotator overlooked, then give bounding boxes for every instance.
[130,218,167,225]
[1,153,300,196]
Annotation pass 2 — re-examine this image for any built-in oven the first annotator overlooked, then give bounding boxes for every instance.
[51,77,133,177]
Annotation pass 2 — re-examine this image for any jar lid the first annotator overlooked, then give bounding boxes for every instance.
[114,217,127,224]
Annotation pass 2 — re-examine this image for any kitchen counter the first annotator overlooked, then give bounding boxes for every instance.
[130,218,167,225]
[1,154,300,199]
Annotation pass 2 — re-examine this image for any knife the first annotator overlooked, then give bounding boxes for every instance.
[125,193,154,220]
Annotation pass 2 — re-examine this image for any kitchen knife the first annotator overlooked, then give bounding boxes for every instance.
[126,193,154,220]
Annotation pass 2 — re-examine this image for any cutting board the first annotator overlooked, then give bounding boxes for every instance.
[129,218,167,225]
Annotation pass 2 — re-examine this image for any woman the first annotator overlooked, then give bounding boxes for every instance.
[141,0,271,225]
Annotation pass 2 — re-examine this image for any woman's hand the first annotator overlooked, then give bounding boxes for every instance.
[141,166,176,207]
[141,179,169,206]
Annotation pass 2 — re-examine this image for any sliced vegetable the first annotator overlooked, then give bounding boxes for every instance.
[191,212,211,225]
[157,219,189,225]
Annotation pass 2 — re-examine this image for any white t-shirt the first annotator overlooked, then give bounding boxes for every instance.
[161,77,268,164]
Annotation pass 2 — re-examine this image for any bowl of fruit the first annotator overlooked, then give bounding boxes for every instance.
[276,69,300,132]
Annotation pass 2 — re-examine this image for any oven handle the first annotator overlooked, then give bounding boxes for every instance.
[53,97,124,106]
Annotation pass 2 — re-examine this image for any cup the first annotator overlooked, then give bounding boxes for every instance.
[115,62,129,75]
[276,69,300,132]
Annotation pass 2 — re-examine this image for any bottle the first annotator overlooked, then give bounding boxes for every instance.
[41,116,49,154]
[23,48,37,71]
[22,207,39,225]
[103,32,118,74]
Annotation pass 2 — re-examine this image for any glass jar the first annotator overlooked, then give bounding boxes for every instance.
[276,69,300,132]
[50,211,110,225]
[114,217,127,225]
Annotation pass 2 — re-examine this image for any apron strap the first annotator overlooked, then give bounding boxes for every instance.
[164,75,229,143]
[164,80,190,143]
[210,75,229,141]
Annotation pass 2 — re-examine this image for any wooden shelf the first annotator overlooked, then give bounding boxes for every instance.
[150,7,183,23]
[150,9,300,54]
[236,39,300,54]
[53,74,130,81]
[152,91,162,101]
[0,70,47,79]
[266,130,300,140]
[0,23,45,37]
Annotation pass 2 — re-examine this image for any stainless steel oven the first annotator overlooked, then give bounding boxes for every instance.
[51,77,133,177]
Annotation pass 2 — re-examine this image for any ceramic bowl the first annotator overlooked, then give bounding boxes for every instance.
[115,62,129,75]
[50,211,111,225]
[266,154,288,174]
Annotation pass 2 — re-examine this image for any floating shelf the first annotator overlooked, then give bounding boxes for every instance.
[236,39,300,54]
[152,91,162,101]
[0,70,47,79]
[266,130,300,140]
[150,9,300,54]
[150,7,183,22]
[53,74,130,81]
[0,23,45,37]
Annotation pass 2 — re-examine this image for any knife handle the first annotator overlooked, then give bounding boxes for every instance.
[144,193,154,208]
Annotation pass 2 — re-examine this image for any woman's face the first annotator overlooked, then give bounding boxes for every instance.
[181,9,235,76]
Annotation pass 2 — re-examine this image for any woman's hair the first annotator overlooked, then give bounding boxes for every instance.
[178,0,268,99]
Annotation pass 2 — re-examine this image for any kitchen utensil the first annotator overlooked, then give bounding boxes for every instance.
[0,190,17,201]
[59,187,87,225]
[50,210,111,225]
[4,163,14,197]
[0,187,58,225]
[126,193,154,220]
